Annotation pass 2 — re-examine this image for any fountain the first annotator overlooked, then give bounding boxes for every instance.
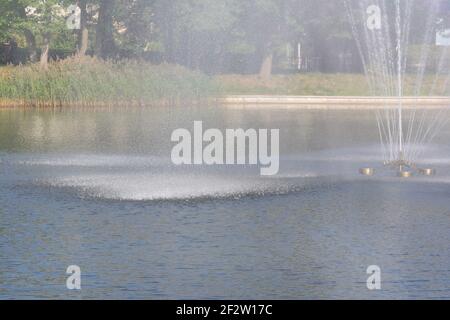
[345,0,450,177]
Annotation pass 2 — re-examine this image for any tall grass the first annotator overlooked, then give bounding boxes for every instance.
[2,58,448,108]
[0,56,218,107]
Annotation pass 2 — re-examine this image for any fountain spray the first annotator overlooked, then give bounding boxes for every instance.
[396,0,403,162]
[353,0,437,178]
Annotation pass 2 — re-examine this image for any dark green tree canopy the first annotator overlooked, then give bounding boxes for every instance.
[1,0,448,73]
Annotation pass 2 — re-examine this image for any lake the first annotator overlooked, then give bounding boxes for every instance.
[1,105,449,299]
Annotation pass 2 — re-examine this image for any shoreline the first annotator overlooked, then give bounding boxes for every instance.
[0,99,206,109]
[218,95,450,109]
[1,95,450,109]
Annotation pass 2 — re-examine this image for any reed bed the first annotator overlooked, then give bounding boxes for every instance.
[0,56,218,107]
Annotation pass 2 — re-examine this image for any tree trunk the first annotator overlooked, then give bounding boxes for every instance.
[164,1,175,63]
[77,0,89,56]
[21,6,38,63]
[78,29,89,56]
[259,52,273,81]
[95,0,115,59]
[24,29,38,63]
[40,37,49,70]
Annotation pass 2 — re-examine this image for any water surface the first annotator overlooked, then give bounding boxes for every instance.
[1,106,450,299]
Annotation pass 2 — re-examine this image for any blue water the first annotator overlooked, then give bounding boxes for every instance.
[1,106,449,299]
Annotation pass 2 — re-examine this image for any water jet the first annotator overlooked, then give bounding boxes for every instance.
[346,0,450,177]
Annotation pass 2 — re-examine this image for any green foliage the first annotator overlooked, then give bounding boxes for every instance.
[0,0,26,42]
[0,0,75,48]
[0,57,218,106]
[1,0,448,76]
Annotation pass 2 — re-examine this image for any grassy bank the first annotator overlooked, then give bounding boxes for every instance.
[1,59,449,108]
[217,74,449,96]
[0,57,217,107]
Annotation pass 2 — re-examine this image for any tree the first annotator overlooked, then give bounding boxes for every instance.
[234,0,306,79]
[113,0,157,58]
[76,0,89,56]
[24,0,69,68]
[153,0,238,71]
[0,1,37,61]
[95,0,116,58]
[299,0,352,72]
[0,1,74,66]
[154,0,175,62]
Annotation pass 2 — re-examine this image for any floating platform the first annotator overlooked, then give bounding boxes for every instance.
[418,168,436,176]
[359,168,375,176]
[398,170,413,178]
[359,166,436,178]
